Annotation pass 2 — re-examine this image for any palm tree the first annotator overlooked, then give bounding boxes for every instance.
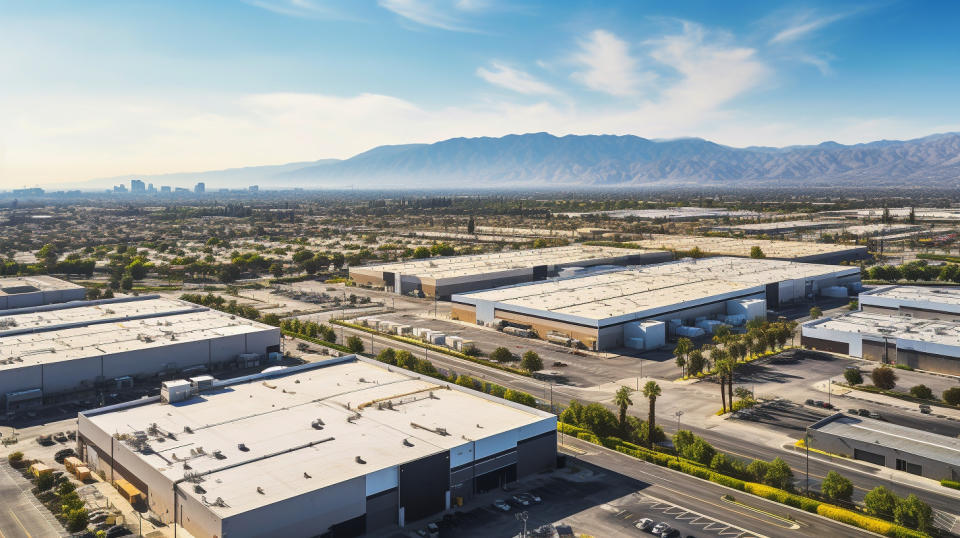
[613,386,634,434]
[642,381,661,448]
[712,324,732,346]
[713,348,730,413]
[728,340,747,363]
[674,337,692,377]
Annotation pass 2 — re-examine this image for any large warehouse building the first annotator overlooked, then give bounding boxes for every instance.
[807,413,960,481]
[631,235,868,264]
[859,285,960,321]
[801,311,960,375]
[0,275,86,310]
[350,245,671,299]
[452,257,861,351]
[0,296,280,412]
[76,356,557,538]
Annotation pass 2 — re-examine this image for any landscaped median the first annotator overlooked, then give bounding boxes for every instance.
[941,479,960,491]
[329,319,532,376]
[558,422,927,538]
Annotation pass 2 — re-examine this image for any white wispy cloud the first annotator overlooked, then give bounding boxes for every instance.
[476,62,559,96]
[377,0,476,32]
[770,11,848,44]
[571,30,649,97]
[243,0,351,20]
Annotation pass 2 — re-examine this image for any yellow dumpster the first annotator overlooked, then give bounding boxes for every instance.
[29,463,52,477]
[64,456,83,473]
[75,466,92,481]
[114,479,143,503]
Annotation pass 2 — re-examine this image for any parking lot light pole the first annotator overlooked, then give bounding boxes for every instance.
[805,431,810,496]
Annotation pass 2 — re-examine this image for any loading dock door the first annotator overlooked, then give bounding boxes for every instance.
[765,283,779,310]
[474,464,517,493]
[854,448,885,466]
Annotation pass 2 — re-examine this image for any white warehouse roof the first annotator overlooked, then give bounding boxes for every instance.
[454,257,857,327]
[350,245,661,281]
[0,275,84,296]
[81,358,553,517]
[805,311,960,348]
[860,285,960,314]
[631,234,865,260]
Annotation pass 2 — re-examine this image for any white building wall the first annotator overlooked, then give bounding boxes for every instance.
[801,320,863,357]
[365,466,399,496]
[475,429,518,460]
[449,442,475,468]
[896,337,960,359]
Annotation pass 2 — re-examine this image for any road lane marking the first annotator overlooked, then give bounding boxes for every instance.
[8,511,30,538]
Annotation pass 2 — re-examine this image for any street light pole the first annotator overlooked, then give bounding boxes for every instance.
[805,431,810,496]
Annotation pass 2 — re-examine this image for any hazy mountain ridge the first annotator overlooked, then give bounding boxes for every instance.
[90,132,960,189]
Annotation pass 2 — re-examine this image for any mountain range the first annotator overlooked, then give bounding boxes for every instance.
[90,132,960,189]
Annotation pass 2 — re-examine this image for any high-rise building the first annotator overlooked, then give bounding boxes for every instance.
[147,183,156,193]
[130,179,146,193]
[113,184,128,193]
[249,185,259,192]
[194,182,205,194]
[160,185,171,193]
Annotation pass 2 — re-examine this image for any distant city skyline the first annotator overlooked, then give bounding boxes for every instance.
[2,0,959,185]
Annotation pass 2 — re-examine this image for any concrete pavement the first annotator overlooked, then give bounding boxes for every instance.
[0,461,66,538]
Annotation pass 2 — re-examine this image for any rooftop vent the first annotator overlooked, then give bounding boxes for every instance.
[402,439,414,447]
[304,472,312,479]
[311,419,325,430]
[355,456,366,464]
[237,443,249,452]
[257,487,265,494]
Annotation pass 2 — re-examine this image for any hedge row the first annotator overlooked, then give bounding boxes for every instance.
[941,479,960,490]
[817,505,926,538]
[331,321,531,376]
[561,422,928,537]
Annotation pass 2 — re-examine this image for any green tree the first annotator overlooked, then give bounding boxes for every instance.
[520,350,543,372]
[763,457,795,491]
[642,381,661,448]
[377,347,397,365]
[36,243,59,268]
[412,246,431,259]
[714,349,731,413]
[674,337,693,377]
[36,472,55,491]
[270,262,284,278]
[943,386,960,406]
[672,430,696,454]
[864,486,898,520]
[909,384,933,399]
[346,335,364,353]
[809,306,822,319]
[684,438,716,465]
[750,246,766,259]
[871,367,898,390]
[821,471,854,503]
[746,460,770,482]
[613,386,634,433]
[848,299,859,310]
[843,368,863,385]
[467,216,475,234]
[490,347,514,362]
[894,494,932,532]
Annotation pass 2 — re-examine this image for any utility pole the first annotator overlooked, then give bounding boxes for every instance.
[516,511,528,538]
[805,430,810,496]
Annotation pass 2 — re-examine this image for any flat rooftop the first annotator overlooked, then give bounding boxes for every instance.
[631,234,865,259]
[559,207,759,219]
[861,285,960,308]
[351,245,660,280]
[811,413,960,466]
[844,224,923,236]
[712,220,835,232]
[455,257,857,325]
[83,358,552,517]
[0,275,84,296]
[0,298,276,370]
[806,311,960,347]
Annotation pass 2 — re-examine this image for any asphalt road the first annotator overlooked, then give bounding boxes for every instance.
[560,437,876,538]
[0,461,64,538]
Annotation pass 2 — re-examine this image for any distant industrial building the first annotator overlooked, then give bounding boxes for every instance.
[859,285,960,321]
[0,275,86,310]
[560,207,760,220]
[195,182,205,194]
[249,185,259,192]
[350,245,671,299]
[711,220,838,236]
[453,257,860,351]
[801,311,960,374]
[845,224,924,238]
[632,234,868,264]
[807,413,960,481]
[0,296,280,412]
[76,356,556,538]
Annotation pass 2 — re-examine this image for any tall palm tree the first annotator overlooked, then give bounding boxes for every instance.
[642,381,661,448]
[674,337,692,377]
[613,386,633,434]
[713,348,730,413]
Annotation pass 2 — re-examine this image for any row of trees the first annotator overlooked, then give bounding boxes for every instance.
[845,366,960,405]
[180,293,264,322]
[279,318,337,343]
[560,395,665,448]
[865,259,960,283]
[673,320,797,413]
[489,347,544,372]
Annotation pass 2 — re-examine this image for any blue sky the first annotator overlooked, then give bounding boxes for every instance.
[2,0,959,185]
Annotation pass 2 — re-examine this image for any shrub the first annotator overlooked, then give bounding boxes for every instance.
[345,335,364,353]
[520,351,543,372]
[36,472,55,491]
[744,483,820,513]
[943,386,960,406]
[871,367,898,390]
[576,432,600,444]
[843,368,863,385]
[709,473,746,491]
[909,385,933,400]
[941,479,960,490]
[490,347,514,362]
[64,508,88,532]
[745,460,770,483]
[763,457,795,492]
[817,504,895,535]
[7,452,24,466]
[682,438,716,465]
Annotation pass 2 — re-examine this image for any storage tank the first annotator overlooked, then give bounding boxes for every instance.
[675,326,705,338]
